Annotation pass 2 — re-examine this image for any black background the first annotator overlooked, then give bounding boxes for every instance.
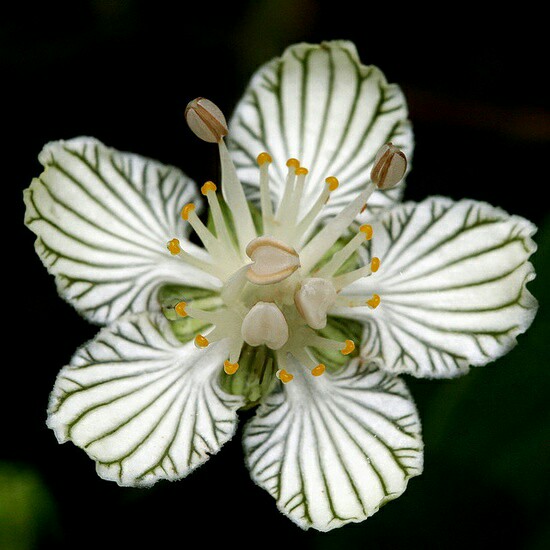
[3,1,549,549]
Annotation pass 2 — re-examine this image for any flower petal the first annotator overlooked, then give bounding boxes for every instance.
[47,312,244,487]
[334,197,538,378]
[228,40,412,220]
[243,359,423,531]
[24,137,219,325]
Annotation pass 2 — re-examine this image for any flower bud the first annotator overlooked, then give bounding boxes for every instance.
[185,97,228,143]
[370,142,407,190]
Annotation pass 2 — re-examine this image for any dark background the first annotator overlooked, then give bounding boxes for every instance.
[2,1,549,548]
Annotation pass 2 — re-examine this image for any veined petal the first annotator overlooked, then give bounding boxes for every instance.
[24,137,219,325]
[334,197,538,378]
[228,40,412,222]
[47,313,244,487]
[243,359,423,531]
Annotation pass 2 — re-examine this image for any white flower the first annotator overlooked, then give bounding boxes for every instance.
[23,41,537,531]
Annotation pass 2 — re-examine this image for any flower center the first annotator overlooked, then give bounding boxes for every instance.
[165,99,405,385]
[166,151,387,384]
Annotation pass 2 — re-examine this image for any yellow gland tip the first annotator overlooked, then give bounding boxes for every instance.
[194,334,209,348]
[367,294,381,309]
[360,224,373,240]
[167,238,181,255]
[311,363,326,377]
[277,369,294,384]
[223,361,240,375]
[257,152,272,165]
[286,158,300,169]
[371,257,381,272]
[341,339,355,356]
[181,203,196,221]
[174,301,187,317]
[201,181,217,195]
[296,167,309,176]
[325,176,339,191]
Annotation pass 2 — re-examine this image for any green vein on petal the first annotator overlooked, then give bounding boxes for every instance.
[227,40,413,224]
[243,359,423,531]
[333,197,538,378]
[23,137,220,325]
[47,312,244,487]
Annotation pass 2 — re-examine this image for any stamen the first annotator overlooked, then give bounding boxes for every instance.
[257,152,272,166]
[370,142,407,190]
[332,264,375,291]
[294,278,337,330]
[315,229,367,279]
[165,238,219,277]
[202,180,236,253]
[294,179,333,238]
[218,139,257,247]
[360,224,373,240]
[341,339,355,355]
[223,360,240,375]
[245,236,300,285]
[181,203,196,221]
[185,97,228,143]
[257,152,274,230]
[184,204,224,254]
[174,301,187,317]
[285,166,308,229]
[311,363,326,377]
[276,159,299,222]
[276,369,294,384]
[167,238,181,255]
[300,183,376,274]
[367,294,381,309]
[325,176,339,192]
[241,301,289,349]
[370,257,381,272]
[194,334,209,348]
[201,181,217,195]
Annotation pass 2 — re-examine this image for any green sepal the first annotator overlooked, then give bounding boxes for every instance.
[311,316,363,373]
[219,344,278,410]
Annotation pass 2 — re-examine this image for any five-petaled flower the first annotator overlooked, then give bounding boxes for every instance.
[24,41,537,532]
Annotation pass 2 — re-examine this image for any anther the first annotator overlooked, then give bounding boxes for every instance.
[341,339,355,356]
[276,369,294,384]
[296,167,309,176]
[371,257,381,272]
[223,361,240,375]
[241,301,289,350]
[245,236,300,285]
[325,176,339,191]
[311,364,326,377]
[367,294,381,309]
[257,152,272,165]
[201,181,217,195]
[174,301,188,317]
[181,203,196,221]
[370,142,407,190]
[185,97,228,143]
[360,224,373,240]
[167,238,181,255]
[194,334,209,348]
[294,278,337,330]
